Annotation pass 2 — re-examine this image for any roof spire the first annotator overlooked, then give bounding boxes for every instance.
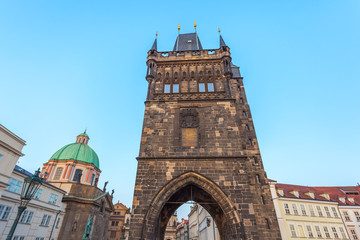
[176,25,181,51]
[194,22,199,50]
[150,32,158,51]
[219,29,227,47]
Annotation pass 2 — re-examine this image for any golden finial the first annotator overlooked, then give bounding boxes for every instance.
[156,31,158,39]
[178,24,181,31]
[218,28,221,34]
[194,22,197,28]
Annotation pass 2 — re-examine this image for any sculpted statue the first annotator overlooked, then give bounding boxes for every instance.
[103,181,108,192]
[82,216,93,240]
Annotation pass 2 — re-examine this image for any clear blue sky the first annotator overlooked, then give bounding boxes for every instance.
[1,0,359,220]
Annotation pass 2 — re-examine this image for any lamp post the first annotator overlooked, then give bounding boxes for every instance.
[6,168,43,240]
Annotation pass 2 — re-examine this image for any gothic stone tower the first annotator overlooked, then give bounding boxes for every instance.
[129,31,281,240]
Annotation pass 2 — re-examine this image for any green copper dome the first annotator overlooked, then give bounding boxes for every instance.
[49,132,100,169]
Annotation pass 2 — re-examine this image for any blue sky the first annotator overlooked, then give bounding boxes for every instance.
[1,0,359,220]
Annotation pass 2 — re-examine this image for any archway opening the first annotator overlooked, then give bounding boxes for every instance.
[157,184,226,240]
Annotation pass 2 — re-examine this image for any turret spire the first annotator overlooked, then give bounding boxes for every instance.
[219,28,227,47]
[150,32,158,51]
[194,22,200,50]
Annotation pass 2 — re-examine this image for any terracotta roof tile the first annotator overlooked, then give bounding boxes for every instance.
[275,183,360,206]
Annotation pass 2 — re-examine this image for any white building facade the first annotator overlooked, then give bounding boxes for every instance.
[0,125,66,240]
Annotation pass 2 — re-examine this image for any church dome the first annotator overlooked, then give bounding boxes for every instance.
[49,131,100,169]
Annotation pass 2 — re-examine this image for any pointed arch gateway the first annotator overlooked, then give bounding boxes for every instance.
[140,172,244,240]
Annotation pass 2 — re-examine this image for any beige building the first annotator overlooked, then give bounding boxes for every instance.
[0,125,26,196]
[108,201,130,240]
[0,124,66,240]
[313,186,360,240]
[270,180,350,239]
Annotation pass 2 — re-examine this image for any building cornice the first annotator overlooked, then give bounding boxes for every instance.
[0,140,24,156]
[0,124,26,145]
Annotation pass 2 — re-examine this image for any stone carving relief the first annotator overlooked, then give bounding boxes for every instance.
[180,108,199,128]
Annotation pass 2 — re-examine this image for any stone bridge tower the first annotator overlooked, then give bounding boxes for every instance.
[129,29,281,240]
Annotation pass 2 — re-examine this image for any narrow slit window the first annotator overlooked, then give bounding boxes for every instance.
[207,83,214,92]
[164,84,171,93]
[173,84,179,93]
[199,83,205,92]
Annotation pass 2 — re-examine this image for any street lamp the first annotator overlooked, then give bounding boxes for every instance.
[6,168,43,240]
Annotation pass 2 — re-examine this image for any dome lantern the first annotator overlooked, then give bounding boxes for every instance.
[76,130,89,144]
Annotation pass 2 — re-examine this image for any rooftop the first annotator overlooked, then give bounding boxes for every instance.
[274,182,360,206]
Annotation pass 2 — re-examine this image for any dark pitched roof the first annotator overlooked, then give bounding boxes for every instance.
[173,33,203,51]
[231,63,241,78]
[220,34,227,47]
[150,38,157,51]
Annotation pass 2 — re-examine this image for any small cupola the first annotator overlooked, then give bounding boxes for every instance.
[76,130,90,144]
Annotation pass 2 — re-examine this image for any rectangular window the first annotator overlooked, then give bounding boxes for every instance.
[35,238,45,240]
[355,211,360,221]
[207,83,214,92]
[332,227,339,239]
[13,236,25,240]
[316,206,324,217]
[300,204,307,216]
[343,211,350,221]
[324,206,331,217]
[20,210,33,224]
[339,227,346,239]
[173,84,179,93]
[331,207,339,218]
[284,203,291,215]
[0,205,12,220]
[351,229,359,240]
[55,218,60,228]
[306,225,314,238]
[40,214,51,226]
[199,83,205,92]
[323,226,331,238]
[14,180,22,193]
[6,178,18,193]
[48,194,58,205]
[315,226,322,238]
[308,205,315,216]
[164,84,170,93]
[292,204,299,215]
[0,154,2,160]
[34,189,42,200]
[181,128,198,147]
[289,224,297,237]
